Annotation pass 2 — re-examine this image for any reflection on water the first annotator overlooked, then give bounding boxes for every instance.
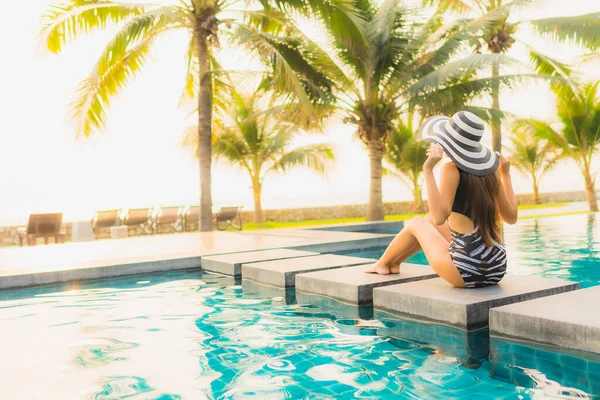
[491,337,600,397]
[504,214,600,287]
[0,270,590,399]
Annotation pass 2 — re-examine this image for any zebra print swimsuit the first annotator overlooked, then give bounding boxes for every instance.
[449,227,507,288]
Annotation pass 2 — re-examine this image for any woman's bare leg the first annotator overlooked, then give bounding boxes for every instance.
[389,215,451,273]
[365,216,464,287]
[366,214,451,275]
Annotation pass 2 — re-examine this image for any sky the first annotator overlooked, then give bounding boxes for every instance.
[0,0,599,225]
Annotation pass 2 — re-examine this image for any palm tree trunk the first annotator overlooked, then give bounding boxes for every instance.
[412,181,424,212]
[491,62,502,152]
[366,139,385,221]
[532,182,541,205]
[583,168,598,211]
[195,20,214,232]
[252,176,263,223]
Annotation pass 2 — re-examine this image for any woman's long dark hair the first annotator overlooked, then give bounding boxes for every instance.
[464,170,502,246]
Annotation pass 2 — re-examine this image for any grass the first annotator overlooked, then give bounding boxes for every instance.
[517,202,566,210]
[240,202,575,231]
[242,213,422,231]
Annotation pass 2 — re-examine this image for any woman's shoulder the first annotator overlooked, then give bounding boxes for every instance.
[441,160,459,174]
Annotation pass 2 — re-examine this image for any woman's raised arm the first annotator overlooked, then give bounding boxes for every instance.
[496,152,518,224]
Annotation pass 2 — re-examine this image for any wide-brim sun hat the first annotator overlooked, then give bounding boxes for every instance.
[417,111,499,176]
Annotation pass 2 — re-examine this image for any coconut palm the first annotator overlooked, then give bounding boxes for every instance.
[507,126,563,204]
[517,82,600,211]
[384,123,428,212]
[39,0,360,231]
[320,0,522,220]
[185,88,334,222]
[425,0,600,151]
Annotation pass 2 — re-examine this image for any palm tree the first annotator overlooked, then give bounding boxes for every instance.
[517,82,600,211]
[319,0,521,220]
[185,89,334,222]
[384,123,428,212]
[39,0,360,231]
[426,0,600,151]
[507,126,563,204]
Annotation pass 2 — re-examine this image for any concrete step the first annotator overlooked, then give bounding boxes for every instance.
[295,291,375,319]
[243,254,373,288]
[490,286,600,354]
[201,249,318,277]
[296,263,437,305]
[373,275,579,330]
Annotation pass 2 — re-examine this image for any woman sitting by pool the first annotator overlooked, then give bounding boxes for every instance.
[366,111,518,288]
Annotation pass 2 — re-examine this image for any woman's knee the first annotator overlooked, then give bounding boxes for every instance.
[406,216,425,231]
[424,213,436,224]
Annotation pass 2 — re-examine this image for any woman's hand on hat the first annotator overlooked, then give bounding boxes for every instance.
[424,143,444,171]
[495,151,511,176]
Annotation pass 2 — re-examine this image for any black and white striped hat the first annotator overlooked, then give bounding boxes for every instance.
[417,111,500,176]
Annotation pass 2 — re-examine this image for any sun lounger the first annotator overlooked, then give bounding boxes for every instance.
[91,210,120,237]
[183,206,199,232]
[17,213,65,246]
[182,206,244,231]
[214,206,243,231]
[122,208,153,234]
[153,206,184,233]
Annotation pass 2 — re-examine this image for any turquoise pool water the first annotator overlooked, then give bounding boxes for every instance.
[0,270,594,399]
[341,214,600,288]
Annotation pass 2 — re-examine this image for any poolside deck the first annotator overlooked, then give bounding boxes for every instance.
[0,229,393,289]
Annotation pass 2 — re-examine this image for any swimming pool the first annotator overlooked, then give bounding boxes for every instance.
[340,214,600,288]
[0,269,595,399]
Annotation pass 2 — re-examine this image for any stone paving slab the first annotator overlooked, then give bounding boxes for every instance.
[296,263,436,305]
[374,275,580,330]
[201,249,318,277]
[243,254,374,288]
[490,286,600,354]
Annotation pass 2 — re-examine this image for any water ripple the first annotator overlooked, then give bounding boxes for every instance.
[0,267,593,399]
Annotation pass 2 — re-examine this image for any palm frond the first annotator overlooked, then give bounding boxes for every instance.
[406,53,521,99]
[212,129,253,171]
[267,143,335,176]
[71,7,182,137]
[95,7,183,76]
[180,35,197,105]
[180,36,232,113]
[513,119,571,156]
[72,33,157,137]
[410,74,543,116]
[233,24,335,122]
[527,47,579,99]
[508,126,563,181]
[241,9,356,96]
[529,12,600,51]
[40,0,148,54]
[271,0,369,63]
[423,0,474,14]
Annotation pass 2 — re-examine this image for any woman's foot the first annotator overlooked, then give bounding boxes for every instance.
[389,257,402,274]
[365,261,392,275]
